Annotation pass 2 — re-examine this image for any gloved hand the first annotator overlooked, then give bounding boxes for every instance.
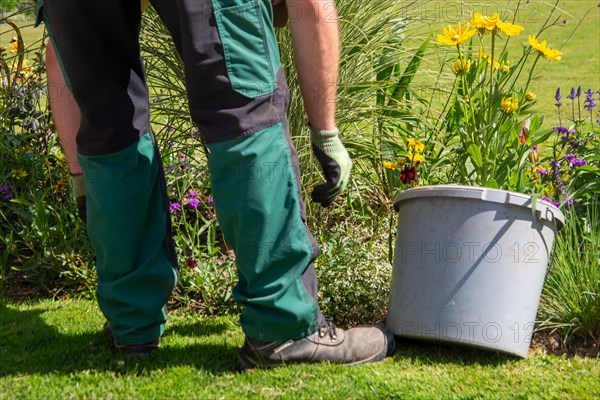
[71,174,86,222]
[310,125,352,207]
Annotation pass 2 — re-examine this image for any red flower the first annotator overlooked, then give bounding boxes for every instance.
[400,166,417,184]
[519,122,527,145]
[186,258,198,269]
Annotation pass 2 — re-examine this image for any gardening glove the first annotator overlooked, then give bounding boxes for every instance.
[310,125,353,207]
[71,174,86,222]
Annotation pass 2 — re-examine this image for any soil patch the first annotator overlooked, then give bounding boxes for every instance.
[531,330,599,358]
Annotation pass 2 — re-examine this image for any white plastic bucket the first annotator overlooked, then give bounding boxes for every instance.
[386,185,564,357]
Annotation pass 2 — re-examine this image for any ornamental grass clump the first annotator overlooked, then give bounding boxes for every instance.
[433,10,563,194]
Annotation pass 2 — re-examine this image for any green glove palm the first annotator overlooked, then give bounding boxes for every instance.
[310,126,353,207]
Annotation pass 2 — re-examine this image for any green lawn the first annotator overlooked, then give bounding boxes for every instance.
[406,0,600,127]
[1,299,598,399]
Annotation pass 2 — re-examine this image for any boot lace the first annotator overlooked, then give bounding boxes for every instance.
[318,316,338,340]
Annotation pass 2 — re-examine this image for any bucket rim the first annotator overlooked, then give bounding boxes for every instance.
[393,185,565,229]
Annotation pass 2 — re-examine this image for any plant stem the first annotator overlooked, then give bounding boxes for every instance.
[488,31,497,129]
[522,53,541,101]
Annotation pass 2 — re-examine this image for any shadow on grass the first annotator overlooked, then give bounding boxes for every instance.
[392,337,517,367]
[0,302,241,377]
[0,301,518,378]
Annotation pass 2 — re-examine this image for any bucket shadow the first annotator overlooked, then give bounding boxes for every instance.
[0,302,240,377]
[392,336,517,366]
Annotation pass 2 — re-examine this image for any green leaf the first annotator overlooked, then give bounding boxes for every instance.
[466,143,483,168]
[485,178,499,189]
[387,35,430,106]
[530,192,538,220]
[530,128,553,145]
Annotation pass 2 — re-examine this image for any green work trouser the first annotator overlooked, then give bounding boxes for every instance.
[41,0,323,343]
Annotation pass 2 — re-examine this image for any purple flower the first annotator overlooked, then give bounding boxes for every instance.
[192,130,200,136]
[179,153,186,159]
[555,87,562,108]
[188,198,200,208]
[554,126,577,140]
[208,195,214,206]
[531,145,538,151]
[541,196,560,208]
[571,158,587,166]
[564,196,573,206]
[576,85,582,98]
[584,88,597,111]
[1,185,13,200]
[550,160,569,196]
[567,87,576,100]
[553,126,569,134]
[169,127,175,132]
[564,153,575,162]
[537,168,548,175]
[570,140,580,149]
[187,190,198,198]
[170,202,181,211]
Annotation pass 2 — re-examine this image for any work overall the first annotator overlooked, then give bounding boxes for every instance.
[39,0,323,345]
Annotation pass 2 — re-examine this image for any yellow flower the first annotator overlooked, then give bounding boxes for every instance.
[471,13,524,36]
[437,22,477,46]
[501,97,519,113]
[407,152,425,164]
[11,169,28,180]
[383,161,398,170]
[471,13,499,32]
[10,59,35,82]
[452,59,471,75]
[496,20,525,36]
[501,64,510,73]
[525,91,537,101]
[9,38,26,53]
[528,35,562,61]
[476,52,500,69]
[406,138,425,153]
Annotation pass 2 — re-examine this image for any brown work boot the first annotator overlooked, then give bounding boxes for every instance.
[104,321,160,359]
[236,317,395,371]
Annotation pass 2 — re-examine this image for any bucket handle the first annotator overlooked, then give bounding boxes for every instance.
[535,205,564,230]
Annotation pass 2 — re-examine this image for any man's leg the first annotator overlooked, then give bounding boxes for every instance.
[151,0,322,341]
[150,0,393,368]
[42,0,178,349]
